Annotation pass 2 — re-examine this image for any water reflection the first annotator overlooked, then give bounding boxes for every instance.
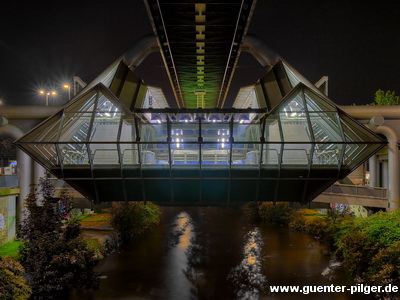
[70,207,370,300]
[228,227,267,299]
[162,211,196,299]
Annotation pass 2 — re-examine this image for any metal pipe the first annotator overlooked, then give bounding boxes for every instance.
[33,162,45,200]
[382,161,389,189]
[76,35,159,99]
[1,106,63,120]
[374,125,399,210]
[339,105,400,119]
[242,34,281,68]
[368,155,378,187]
[123,34,159,69]
[242,34,330,100]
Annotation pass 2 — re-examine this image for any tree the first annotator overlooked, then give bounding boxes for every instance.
[370,89,400,105]
[110,201,161,242]
[0,256,31,300]
[18,174,99,299]
[58,186,73,219]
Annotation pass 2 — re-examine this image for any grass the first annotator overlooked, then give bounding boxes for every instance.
[0,240,21,259]
[78,213,111,228]
[84,238,104,259]
[0,214,112,261]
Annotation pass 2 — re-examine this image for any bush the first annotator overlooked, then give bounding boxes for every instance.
[288,208,400,297]
[288,210,308,231]
[334,211,400,295]
[18,174,99,299]
[241,201,260,219]
[110,201,161,242]
[0,256,31,300]
[258,202,292,225]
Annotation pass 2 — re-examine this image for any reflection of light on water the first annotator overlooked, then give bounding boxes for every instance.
[162,211,196,299]
[228,227,267,300]
[176,212,191,249]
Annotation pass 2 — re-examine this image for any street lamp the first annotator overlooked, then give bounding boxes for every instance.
[63,84,71,100]
[39,90,57,106]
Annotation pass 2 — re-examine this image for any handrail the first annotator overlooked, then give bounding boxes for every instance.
[328,183,387,191]
[323,183,388,200]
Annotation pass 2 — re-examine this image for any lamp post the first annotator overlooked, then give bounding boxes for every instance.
[39,90,57,106]
[63,84,71,100]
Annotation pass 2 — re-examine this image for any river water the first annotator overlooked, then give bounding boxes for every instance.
[71,207,371,300]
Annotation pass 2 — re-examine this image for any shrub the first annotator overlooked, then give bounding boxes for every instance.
[110,201,161,242]
[288,210,307,231]
[258,202,292,225]
[241,201,259,219]
[18,174,99,299]
[0,256,31,300]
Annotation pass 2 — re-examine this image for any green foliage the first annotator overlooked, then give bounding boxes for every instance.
[18,174,99,299]
[241,201,260,219]
[85,238,104,259]
[287,208,400,296]
[370,89,400,105]
[0,241,21,259]
[334,211,400,292]
[0,256,31,300]
[110,201,161,242]
[258,203,292,225]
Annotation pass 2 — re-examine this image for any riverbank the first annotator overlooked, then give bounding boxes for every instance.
[0,213,116,260]
[77,212,116,259]
[250,203,400,299]
[70,206,366,300]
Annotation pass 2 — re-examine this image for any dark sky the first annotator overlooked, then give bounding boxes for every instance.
[1,0,400,107]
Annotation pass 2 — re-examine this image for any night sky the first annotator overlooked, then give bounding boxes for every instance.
[1,0,400,107]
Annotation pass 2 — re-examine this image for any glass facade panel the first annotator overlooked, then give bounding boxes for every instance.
[262,144,281,165]
[120,116,136,142]
[96,93,120,112]
[34,144,58,166]
[141,144,169,164]
[140,124,168,142]
[171,144,199,164]
[202,123,229,142]
[171,123,199,148]
[65,90,97,113]
[343,143,369,170]
[304,89,336,111]
[264,114,281,142]
[312,143,343,165]
[279,88,305,112]
[233,124,260,142]
[20,144,57,168]
[59,143,89,165]
[340,113,378,143]
[282,62,300,88]
[282,144,310,165]
[202,144,229,165]
[22,113,62,143]
[280,112,311,142]
[90,113,121,142]
[232,144,260,165]
[121,145,139,165]
[91,144,119,165]
[309,112,342,142]
[59,113,93,142]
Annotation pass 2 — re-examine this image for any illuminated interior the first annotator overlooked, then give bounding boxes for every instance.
[16,82,385,205]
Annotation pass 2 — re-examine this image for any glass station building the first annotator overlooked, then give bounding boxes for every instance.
[16,58,386,205]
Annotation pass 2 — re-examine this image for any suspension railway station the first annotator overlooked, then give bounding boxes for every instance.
[0,0,398,245]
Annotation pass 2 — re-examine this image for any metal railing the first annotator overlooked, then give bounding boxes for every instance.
[323,183,387,200]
